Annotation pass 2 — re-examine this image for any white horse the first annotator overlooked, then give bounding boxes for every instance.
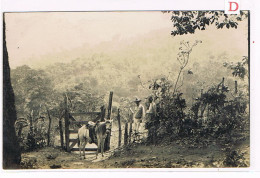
[77,124,92,159]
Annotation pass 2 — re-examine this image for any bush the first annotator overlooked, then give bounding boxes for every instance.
[223,148,247,167]
[146,77,187,142]
[145,76,248,147]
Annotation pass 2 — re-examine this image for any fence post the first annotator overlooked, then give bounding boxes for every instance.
[104,91,113,151]
[129,111,133,144]
[47,109,52,146]
[117,109,122,147]
[64,94,70,152]
[235,81,238,94]
[29,110,34,133]
[59,118,64,149]
[107,91,113,119]
[199,89,204,119]
[124,121,128,146]
[100,105,105,122]
[221,77,225,93]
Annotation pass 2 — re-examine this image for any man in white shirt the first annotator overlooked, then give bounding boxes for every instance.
[133,97,145,135]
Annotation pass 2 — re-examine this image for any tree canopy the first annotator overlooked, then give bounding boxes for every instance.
[165,11,248,36]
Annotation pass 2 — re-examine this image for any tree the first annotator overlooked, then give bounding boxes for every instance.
[173,40,202,94]
[3,14,21,169]
[142,10,249,144]
[223,56,248,80]
[11,65,53,117]
[66,83,105,113]
[165,11,248,36]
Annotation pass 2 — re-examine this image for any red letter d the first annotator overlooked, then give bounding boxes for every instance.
[229,2,239,11]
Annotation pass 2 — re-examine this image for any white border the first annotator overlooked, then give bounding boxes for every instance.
[1,0,260,177]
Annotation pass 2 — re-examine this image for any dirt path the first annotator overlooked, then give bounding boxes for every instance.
[20,136,249,169]
[21,120,249,169]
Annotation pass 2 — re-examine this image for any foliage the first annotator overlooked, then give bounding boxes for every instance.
[144,46,248,154]
[223,148,247,167]
[223,56,248,80]
[143,40,200,142]
[165,11,248,36]
[173,40,202,94]
[20,156,37,169]
[9,11,249,166]
[16,116,49,152]
[11,65,54,117]
[190,79,248,139]
[147,76,187,140]
[66,82,105,113]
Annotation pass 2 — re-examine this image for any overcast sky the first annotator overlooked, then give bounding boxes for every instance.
[5,11,248,69]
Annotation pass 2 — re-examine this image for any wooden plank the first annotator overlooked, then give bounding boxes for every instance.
[68,114,81,127]
[69,141,77,149]
[69,113,77,121]
[69,139,78,142]
[71,148,97,151]
[69,121,90,125]
[69,129,78,134]
[70,112,101,116]
[84,152,97,155]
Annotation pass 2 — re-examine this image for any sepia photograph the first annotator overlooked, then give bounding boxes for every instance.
[3,10,249,169]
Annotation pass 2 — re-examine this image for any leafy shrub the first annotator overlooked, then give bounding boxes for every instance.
[144,74,248,149]
[223,148,247,167]
[146,77,187,142]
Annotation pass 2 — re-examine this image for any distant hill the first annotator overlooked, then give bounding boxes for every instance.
[11,27,248,107]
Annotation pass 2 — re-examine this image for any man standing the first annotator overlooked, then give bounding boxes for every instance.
[145,95,157,144]
[133,97,145,136]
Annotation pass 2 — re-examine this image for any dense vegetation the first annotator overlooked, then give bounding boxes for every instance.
[9,11,249,167]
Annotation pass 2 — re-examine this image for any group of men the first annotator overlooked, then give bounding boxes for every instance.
[131,96,157,143]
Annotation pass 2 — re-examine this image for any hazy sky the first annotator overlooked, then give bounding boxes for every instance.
[5,12,248,69]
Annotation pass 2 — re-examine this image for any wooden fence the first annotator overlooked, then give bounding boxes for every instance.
[60,91,113,152]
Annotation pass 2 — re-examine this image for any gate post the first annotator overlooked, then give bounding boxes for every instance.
[59,118,64,149]
[100,105,105,122]
[104,91,113,151]
[235,80,238,94]
[47,109,52,146]
[117,109,122,147]
[129,110,133,144]
[107,91,113,119]
[64,94,70,152]
[124,121,128,146]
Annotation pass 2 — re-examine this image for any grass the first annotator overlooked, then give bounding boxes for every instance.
[20,135,249,169]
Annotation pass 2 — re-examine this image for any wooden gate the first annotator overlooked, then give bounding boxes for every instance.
[63,91,113,152]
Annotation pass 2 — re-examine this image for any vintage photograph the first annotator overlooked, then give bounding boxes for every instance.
[3,11,249,169]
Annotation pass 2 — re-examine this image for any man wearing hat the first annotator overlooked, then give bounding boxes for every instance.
[145,95,157,144]
[133,97,145,136]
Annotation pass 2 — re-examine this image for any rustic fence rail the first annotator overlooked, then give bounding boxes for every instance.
[62,91,113,153]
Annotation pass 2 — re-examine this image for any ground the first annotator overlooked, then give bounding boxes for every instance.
[20,136,249,169]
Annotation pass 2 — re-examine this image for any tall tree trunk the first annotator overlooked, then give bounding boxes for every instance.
[3,13,21,169]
